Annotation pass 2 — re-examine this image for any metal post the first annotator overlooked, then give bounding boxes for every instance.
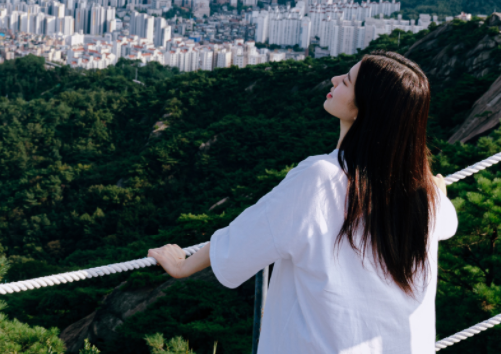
[251,266,269,354]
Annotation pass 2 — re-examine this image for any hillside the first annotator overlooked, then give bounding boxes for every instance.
[1,15,501,354]
[398,0,501,18]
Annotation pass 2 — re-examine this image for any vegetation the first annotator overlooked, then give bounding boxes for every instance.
[397,0,501,19]
[145,335,196,354]
[1,15,501,354]
[0,256,66,353]
[163,5,193,20]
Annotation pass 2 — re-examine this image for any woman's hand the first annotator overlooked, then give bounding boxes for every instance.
[147,244,187,279]
[433,174,447,196]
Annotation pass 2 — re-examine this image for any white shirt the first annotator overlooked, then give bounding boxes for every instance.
[210,148,458,354]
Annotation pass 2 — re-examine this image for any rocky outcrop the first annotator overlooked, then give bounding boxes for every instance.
[487,12,501,29]
[404,20,501,87]
[60,268,220,353]
[448,74,501,143]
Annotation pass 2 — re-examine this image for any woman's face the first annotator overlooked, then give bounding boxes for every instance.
[323,61,361,122]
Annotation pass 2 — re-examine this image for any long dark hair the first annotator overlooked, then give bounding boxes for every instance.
[337,50,437,296]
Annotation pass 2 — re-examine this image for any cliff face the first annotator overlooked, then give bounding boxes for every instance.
[404,13,501,141]
[60,268,220,353]
[448,74,501,143]
[405,13,501,87]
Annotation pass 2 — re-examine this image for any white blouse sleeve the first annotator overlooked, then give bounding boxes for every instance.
[435,188,459,241]
[209,156,342,289]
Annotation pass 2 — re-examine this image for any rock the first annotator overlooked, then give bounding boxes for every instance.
[312,79,331,93]
[245,81,258,92]
[208,197,229,211]
[116,178,126,188]
[487,13,501,28]
[448,73,501,144]
[199,135,218,153]
[150,121,169,139]
[60,312,96,353]
[60,268,220,353]
[404,22,501,87]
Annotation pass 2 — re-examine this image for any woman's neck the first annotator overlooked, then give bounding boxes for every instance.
[336,119,354,149]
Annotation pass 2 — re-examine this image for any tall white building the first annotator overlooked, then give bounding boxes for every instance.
[268,9,302,47]
[253,10,269,43]
[62,15,74,35]
[199,46,213,71]
[88,6,103,35]
[9,11,20,32]
[19,12,28,32]
[104,6,115,33]
[216,48,231,68]
[74,7,86,33]
[153,16,168,46]
[0,9,7,29]
[130,11,155,41]
[34,13,45,34]
[165,48,181,68]
[51,2,66,18]
[45,15,56,35]
[299,16,311,49]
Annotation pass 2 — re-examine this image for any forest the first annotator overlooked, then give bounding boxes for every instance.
[1,15,501,354]
[397,0,501,18]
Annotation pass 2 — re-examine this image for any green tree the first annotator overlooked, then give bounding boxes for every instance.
[0,256,66,353]
[145,334,196,354]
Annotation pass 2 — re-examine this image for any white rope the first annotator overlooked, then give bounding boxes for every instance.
[0,242,208,295]
[443,152,501,185]
[435,314,501,351]
[3,151,501,348]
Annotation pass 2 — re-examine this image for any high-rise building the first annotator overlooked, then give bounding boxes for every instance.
[268,9,302,46]
[45,15,56,35]
[9,11,20,32]
[33,13,46,34]
[51,2,66,18]
[108,18,117,32]
[153,17,167,46]
[199,46,213,71]
[254,10,269,43]
[0,9,7,29]
[63,15,74,35]
[161,26,171,47]
[104,6,115,33]
[165,48,182,68]
[19,12,29,32]
[180,47,199,71]
[299,16,311,49]
[216,48,231,68]
[74,7,86,33]
[144,15,154,41]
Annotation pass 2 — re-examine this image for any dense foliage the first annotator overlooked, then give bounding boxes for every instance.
[1,16,501,354]
[397,0,501,18]
[0,256,66,353]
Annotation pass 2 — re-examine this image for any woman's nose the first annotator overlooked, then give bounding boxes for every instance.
[331,76,341,87]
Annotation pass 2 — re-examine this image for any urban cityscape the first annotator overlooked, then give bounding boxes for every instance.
[0,0,475,71]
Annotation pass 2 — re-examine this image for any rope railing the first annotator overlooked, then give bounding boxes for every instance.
[3,152,501,350]
[0,242,208,295]
[435,314,501,351]
[443,152,501,185]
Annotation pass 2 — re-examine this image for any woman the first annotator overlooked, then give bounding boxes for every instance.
[148,50,458,353]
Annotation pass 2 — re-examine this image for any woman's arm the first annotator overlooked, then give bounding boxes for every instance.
[433,174,447,196]
[147,242,211,279]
